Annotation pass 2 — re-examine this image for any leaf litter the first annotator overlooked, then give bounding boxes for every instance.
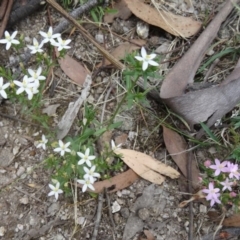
[1,0,238,239]
[160,0,239,136]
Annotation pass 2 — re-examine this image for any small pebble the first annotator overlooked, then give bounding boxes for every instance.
[199,204,207,213]
[138,208,150,221]
[17,166,25,176]
[112,201,121,213]
[113,213,121,224]
[120,207,130,219]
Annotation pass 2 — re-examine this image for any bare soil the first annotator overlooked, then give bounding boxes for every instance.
[0,1,239,239]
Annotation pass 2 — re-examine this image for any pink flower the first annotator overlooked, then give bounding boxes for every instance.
[229,192,237,198]
[209,159,228,176]
[202,182,221,206]
[220,178,233,191]
[204,160,211,167]
[226,162,240,180]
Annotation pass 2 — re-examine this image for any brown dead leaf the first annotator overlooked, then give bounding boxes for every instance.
[104,0,132,23]
[223,214,240,227]
[163,126,200,188]
[57,53,89,86]
[124,0,201,37]
[102,40,145,66]
[115,149,179,185]
[78,169,139,193]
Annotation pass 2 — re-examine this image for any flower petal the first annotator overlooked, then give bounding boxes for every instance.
[141,47,147,58]
[148,60,159,66]
[142,61,148,71]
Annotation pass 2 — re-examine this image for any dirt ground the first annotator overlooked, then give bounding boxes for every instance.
[0,0,239,239]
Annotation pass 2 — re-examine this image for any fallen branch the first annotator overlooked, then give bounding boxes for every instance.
[53,0,103,34]
[57,75,92,139]
[7,0,43,28]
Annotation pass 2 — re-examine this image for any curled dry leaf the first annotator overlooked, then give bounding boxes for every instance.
[114,149,180,185]
[124,0,201,37]
[178,190,205,208]
[77,169,139,193]
[163,126,200,188]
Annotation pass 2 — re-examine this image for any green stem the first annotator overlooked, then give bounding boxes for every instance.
[107,73,140,125]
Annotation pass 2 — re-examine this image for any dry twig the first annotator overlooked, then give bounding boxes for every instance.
[104,188,116,240]
[91,193,104,240]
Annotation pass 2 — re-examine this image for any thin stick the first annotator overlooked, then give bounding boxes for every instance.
[91,193,104,240]
[104,188,116,240]
[187,151,194,240]
[100,83,115,123]
[203,58,220,83]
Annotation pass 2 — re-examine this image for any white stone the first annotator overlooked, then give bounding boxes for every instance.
[199,204,207,213]
[112,201,121,213]
[0,226,6,236]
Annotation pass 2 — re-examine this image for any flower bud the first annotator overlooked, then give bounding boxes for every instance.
[230,192,237,198]
[204,160,211,167]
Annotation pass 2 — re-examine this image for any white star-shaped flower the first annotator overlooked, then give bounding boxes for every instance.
[36,134,48,150]
[27,38,44,54]
[135,47,159,71]
[0,31,20,50]
[111,140,122,151]
[14,75,37,100]
[28,67,46,87]
[54,140,71,156]
[0,77,10,99]
[83,165,100,183]
[48,182,63,200]
[77,148,96,167]
[51,37,71,51]
[39,26,61,44]
[77,178,95,192]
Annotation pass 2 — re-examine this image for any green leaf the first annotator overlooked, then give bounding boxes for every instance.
[200,122,220,144]
[105,8,118,14]
[78,128,95,142]
[91,10,99,22]
[108,121,122,130]
[94,127,107,137]
[198,48,235,73]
